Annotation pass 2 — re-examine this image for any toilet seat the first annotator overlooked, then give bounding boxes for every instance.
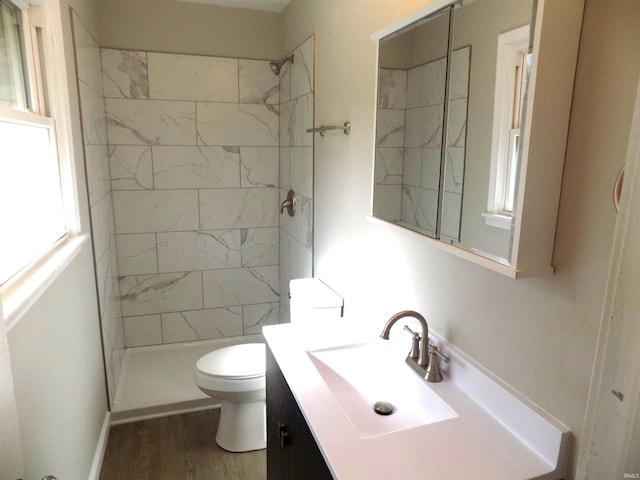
[195,343,266,396]
[196,343,265,380]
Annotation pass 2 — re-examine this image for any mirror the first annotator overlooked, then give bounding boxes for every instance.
[373,0,535,266]
[374,7,452,239]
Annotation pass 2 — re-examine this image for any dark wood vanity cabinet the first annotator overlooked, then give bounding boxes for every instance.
[266,344,334,480]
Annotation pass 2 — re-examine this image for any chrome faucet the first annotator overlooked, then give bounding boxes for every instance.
[380,310,429,368]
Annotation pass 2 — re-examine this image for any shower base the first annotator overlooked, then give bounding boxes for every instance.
[111,334,263,423]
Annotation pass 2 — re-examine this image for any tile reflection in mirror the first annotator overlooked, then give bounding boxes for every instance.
[373,7,452,239]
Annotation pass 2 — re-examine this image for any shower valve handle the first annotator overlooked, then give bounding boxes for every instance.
[281,190,296,216]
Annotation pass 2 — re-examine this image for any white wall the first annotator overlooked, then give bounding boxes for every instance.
[8,243,107,480]
[7,0,109,478]
[282,0,640,476]
[98,0,281,60]
[576,79,640,479]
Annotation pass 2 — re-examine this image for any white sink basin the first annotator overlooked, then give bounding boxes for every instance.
[307,340,457,438]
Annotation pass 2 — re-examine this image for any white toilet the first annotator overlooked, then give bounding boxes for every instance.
[195,343,266,452]
[194,278,343,452]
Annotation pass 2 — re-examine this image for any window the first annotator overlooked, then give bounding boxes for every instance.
[485,25,531,230]
[0,0,74,302]
[0,0,28,108]
[0,114,66,284]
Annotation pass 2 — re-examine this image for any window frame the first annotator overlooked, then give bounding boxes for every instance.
[1,0,87,328]
[485,25,530,231]
[1,0,45,112]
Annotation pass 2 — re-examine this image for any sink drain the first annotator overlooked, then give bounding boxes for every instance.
[373,400,394,416]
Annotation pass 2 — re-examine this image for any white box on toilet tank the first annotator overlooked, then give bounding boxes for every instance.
[289,278,343,322]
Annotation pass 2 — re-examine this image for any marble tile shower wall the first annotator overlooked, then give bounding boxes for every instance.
[402,56,446,236]
[102,48,282,347]
[374,47,469,239]
[277,37,314,323]
[374,67,407,223]
[72,13,124,405]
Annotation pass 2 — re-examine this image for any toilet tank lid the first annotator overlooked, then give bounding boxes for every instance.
[290,278,343,308]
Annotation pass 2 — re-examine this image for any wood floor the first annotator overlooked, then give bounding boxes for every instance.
[100,409,266,480]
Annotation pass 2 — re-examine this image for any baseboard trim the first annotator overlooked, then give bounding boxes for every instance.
[110,398,219,425]
[88,411,110,480]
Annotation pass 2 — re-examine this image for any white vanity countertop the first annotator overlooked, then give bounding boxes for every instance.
[263,320,568,480]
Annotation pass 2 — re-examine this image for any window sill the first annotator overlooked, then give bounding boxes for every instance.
[2,234,89,332]
[482,212,513,230]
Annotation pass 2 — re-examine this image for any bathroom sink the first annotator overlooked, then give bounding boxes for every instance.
[306,341,457,438]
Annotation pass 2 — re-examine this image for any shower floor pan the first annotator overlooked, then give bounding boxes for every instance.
[111,334,263,423]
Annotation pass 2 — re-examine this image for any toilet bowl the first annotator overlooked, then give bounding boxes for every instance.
[195,343,266,452]
[194,278,343,453]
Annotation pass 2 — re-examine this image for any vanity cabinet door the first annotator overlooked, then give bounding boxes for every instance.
[266,345,334,480]
[266,343,286,479]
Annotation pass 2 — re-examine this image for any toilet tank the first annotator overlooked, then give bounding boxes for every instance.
[289,278,343,322]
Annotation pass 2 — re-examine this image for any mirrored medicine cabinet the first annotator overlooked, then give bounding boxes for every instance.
[369,0,584,278]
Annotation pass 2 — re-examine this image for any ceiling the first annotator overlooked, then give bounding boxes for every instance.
[175,0,290,13]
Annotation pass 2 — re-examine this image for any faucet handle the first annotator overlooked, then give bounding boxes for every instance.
[425,345,449,382]
[403,325,421,360]
[403,325,420,337]
[429,343,450,363]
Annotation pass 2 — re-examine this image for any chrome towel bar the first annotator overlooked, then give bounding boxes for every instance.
[306,121,351,136]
